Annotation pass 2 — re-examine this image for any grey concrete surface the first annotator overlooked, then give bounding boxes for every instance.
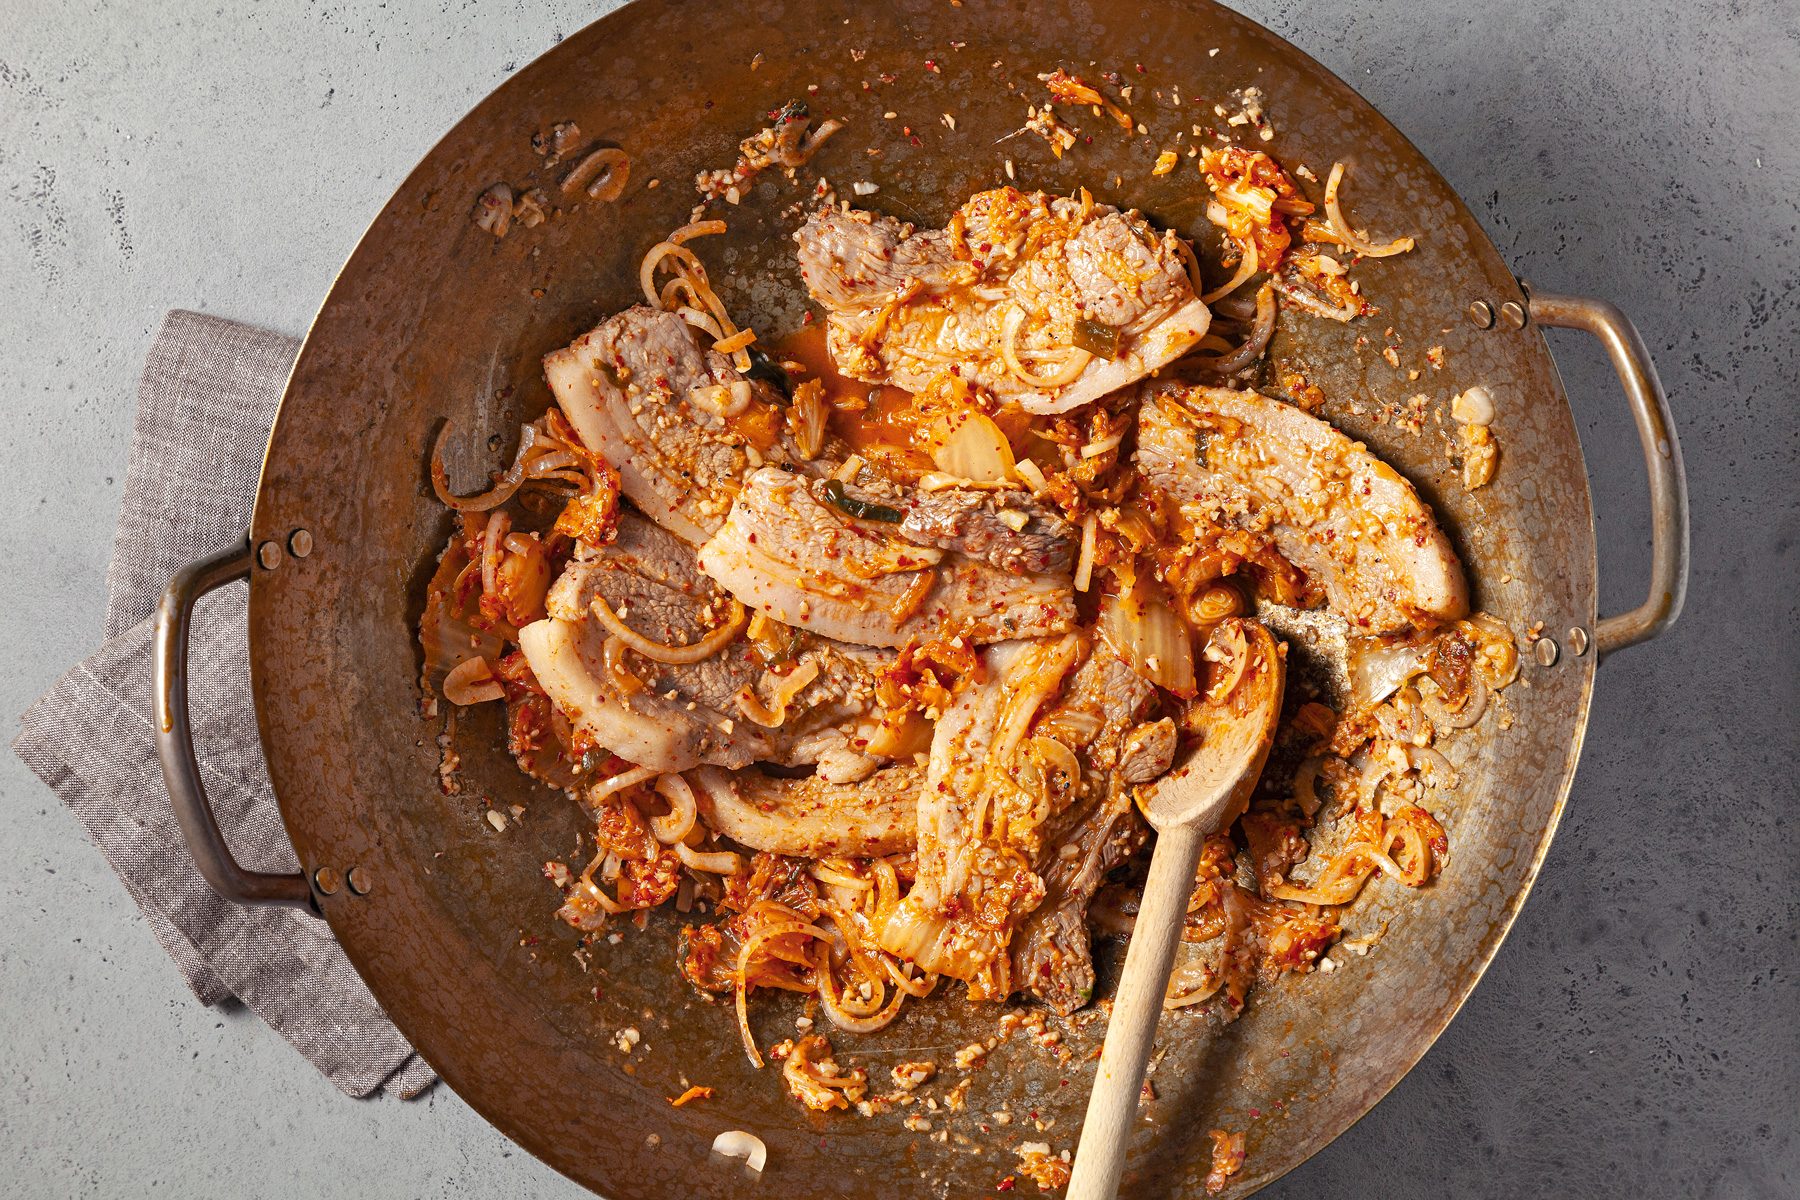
[2,0,1794,1196]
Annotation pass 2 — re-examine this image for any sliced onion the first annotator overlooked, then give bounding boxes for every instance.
[575,850,630,915]
[735,919,829,1067]
[430,421,538,512]
[807,862,872,891]
[1406,745,1459,789]
[818,966,905,1032]
[1027,735,1083,788]
[1357,751,1395,798]
[1292,756,1326,816]
[676,305,725,340]
[651,773,698,844]
[600,635,647,697]
[735,659,820,727]
[1074,513,1097,592]
[883,958,939,998]
[639,241,709,309]
[561,147,630,201]
[1272,276,1363,322]
[1000,305,1093,389]
[590,765,658,804]
[1080,431,1126,459]
[676,842,743,875]
[523,450,579,477]
[712,1131,768,1173]
[1164,955,1224,1009]
[1323,162,1415,258]
[713,328,757,355]
[669,219,728,245]
[591,596,747,665]
[1268,857,1377,905]
[1197,281,1275,374]
[1347,635,1431,710]
[1421,675,1488,730]
[1200,239,1259,305]
[1384,821,1432,886]
[480,509,510,597]
[931,410,1016,483]
[442,656,505,706]
[1099,591,1196,696]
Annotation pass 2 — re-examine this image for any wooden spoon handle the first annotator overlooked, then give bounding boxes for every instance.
[1067,820,1207,1200]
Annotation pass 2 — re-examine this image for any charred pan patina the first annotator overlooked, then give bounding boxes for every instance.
[243,1,1598,1196]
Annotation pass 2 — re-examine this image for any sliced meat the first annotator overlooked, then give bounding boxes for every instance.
[1009,649,1157,1014]
[689,762,921,857]
[795,209,962,307]
[796,189,1210,414]
[837,477,1076,575]
[1118,717,1178,785]
[543,306,804,546]
[697,467,1076,649]
[517,514,883,773]
[1136,385,1469,633]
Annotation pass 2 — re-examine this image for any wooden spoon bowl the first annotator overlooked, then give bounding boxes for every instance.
[1068,618,1286,1200]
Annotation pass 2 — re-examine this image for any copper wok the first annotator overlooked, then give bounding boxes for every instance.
[153,1,1686,1195]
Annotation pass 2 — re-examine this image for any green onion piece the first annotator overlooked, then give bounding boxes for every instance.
[822,479,903,523]
[1072,318,1121,360]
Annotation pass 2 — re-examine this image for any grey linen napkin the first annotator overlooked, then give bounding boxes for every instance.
[12,311,436,1100]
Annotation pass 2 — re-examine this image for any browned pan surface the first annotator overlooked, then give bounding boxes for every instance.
[245,1,1597,1195]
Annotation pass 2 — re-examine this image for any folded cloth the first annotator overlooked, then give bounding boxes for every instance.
[12,311,435,1099]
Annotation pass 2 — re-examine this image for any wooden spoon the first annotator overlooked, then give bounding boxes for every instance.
[1067,618,1286,1200]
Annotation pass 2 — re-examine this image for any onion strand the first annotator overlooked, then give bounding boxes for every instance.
[591,595,747,665]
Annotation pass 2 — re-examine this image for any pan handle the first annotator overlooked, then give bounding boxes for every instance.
[1529,293,1689,659]
[155,537,319,912]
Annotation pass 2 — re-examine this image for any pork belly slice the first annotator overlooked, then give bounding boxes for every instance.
[689,762,921,858]
[796,189,1210,415]
[696,467,1076,649]
[1136,385,1469,634]
[542,305,803,546]
[517,514,884,774]
[1008,652,1161,1015]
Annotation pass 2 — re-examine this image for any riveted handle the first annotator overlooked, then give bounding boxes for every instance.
[1530,293,1689,659]
[155,538,319,912]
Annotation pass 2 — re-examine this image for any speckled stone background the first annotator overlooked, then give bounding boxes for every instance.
[2,0,1794,1196]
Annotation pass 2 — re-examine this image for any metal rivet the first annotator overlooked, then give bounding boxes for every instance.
[288,528,314,558]
[1500,300,1528,329]
[1466,300,1494,329]
[1568,627,1590,657]
[313,866,342,896]
[347,866,374,895]
[256,540,283,569]
[1534,637,1560,667]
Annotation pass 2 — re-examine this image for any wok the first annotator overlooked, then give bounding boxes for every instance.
[153,1,1687,1195]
